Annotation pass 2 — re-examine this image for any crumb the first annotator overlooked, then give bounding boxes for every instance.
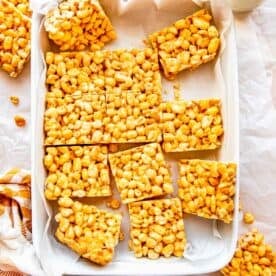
[243,212,255,224]
[106,198,121,210]
[119,231,125,241]
[173,82,181,100]
[14,115,26,127]
[108,144,119,153]
[163,89,168,95]
[10,96,19,106]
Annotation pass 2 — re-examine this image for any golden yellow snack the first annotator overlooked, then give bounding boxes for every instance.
[45,0,116,51]
[106,198,121,210]
[44,93,106,145]
[14,115,26,127]
[55,198,122,266]
[109,143,173,204]
[10,96,19,106]
[161,99,223,152]
[221,229,276,275]
[243,212,255,225]
[178,159,236,223]
[45,48,161,97]
[105,92,162,143]
[44,145,111,200]
[0,0,31,77]
[128,198,186,259]
[148,9,220,80]
[9,0,31,17]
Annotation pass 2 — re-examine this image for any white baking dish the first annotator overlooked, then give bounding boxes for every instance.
[31,0,239,275]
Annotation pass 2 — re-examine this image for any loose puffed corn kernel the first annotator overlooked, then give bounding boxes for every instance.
[14,115,26,127]
[44,145,111,200]
[45,0,116,51]
[162,99,223,152]
[106,198,121,210]
[0,0,31,77]
[109,143,173,204]
[243,212,255,225]
[221,229,276,275]
[105,92,162,143]
[148,9,220,80]
[128,198,186,259]
[55,198,122,266]
[44,93,106,145]
[178,159,237,223]
[9,0,31,17]
[10,96,19,106]
[45,48,161,97]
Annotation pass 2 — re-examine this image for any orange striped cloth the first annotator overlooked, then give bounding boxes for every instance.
[0,168,31,276]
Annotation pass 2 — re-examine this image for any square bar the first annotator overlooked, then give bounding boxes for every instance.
[148,9,220,80]
[0,0,31,77]
[128,198,186,259]
[45,0,116,51]
[105,92,162,143]
[55,198,122,266]
[109,143,173,204]
[178,159,237,223]
[44,145,111,200]
[44,93,106,145]
[161,99,223,152]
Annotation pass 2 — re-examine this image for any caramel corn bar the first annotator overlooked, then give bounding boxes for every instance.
[128,198,186,259]
[221,229,276,275]
[45,0,116,51]
[44,93,106,146]
[105,92,162,143]
[162,99,223,152]
[178,159,236,223]
[148,9,220,80]
[109,143,173,204]
[44,145,111,200]
[56,198,122,265]
[0,0,31,77]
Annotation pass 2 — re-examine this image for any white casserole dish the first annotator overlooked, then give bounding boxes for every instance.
[31,0,239,274]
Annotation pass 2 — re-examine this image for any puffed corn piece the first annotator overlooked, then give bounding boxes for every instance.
[221,229,276,275]
[44,145,111,200]
[105,92,162,143]
[162,99,223,152]
[109,143,173,204]
[45,0,116,51]
[45,48,161,97]
[128,198,186,259]
[9,0,31,17]
[44,93,106,145]
[55,198,122,266]
[0,0,31,77]
[148,9,220,80]
[178,159,236,223]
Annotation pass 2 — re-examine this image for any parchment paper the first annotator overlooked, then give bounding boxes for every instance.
[0,67,30,173]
